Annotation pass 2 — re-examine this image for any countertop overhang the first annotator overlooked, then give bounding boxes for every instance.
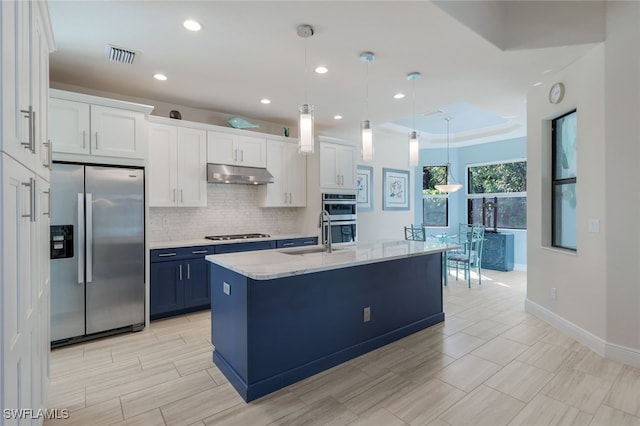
[206,239,460,280]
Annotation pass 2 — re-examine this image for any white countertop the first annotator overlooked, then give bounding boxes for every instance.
[149,234,317,250]
[205,240,460,280]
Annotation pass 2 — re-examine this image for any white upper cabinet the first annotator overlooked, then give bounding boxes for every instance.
[261,139,306,207]
[1,0,54,180]
[320,141,357,191]
[207,131,266,168]
[148,120,207,207]
[49,90,153,166]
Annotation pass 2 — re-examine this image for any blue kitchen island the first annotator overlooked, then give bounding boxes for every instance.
[206,240,456,402]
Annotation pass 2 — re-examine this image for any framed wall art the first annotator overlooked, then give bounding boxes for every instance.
[382,168,410,211]
[356,165,373,212]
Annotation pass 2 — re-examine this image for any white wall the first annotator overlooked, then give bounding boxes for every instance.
[356,128,415,241]
[527,1,640,366]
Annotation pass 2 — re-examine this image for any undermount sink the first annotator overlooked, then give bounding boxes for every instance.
[280,247,340,255]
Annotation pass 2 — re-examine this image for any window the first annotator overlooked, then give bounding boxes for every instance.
[422,166,448,227]
[467,160,527,229]
[552,110,577,250]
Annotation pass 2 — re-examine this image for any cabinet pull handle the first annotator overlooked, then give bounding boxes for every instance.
[187,263,191,280]
[234,149,237,161]
[43,190,51,216]
[191,250,208,254]
[289,192,292,203]
[179,264,183,281]
[241,150,244,162]
[180,189,184,203]
[173,188,176,202]
[95,132,99,149]
[21,178,36,222]
[43,139,52,169]
[31,110,37,153]
[303,240,315,245]
[158,253,177,257]
[284,192,287,203]
[336,174,340,185]
[20,106,34,152]
[282,242,295,247]
[82,131,86,149]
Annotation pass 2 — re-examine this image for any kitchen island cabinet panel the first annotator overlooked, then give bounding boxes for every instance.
[208,242,447,401]
[275,237,318,248]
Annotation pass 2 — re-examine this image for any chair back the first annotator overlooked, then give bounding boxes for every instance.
[404,225,426,241]
[468,225,485,266]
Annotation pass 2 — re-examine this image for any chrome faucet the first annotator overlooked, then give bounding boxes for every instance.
[318,210,332,253]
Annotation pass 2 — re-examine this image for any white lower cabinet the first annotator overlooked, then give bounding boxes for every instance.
[261,139,306,207]
[1,153,48,419]
[320,141,357,191]
[148,121,207,207]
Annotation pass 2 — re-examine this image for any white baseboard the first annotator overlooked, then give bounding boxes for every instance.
[525,298,640,368]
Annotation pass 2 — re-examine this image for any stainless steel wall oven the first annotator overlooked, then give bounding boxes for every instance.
[321,193,357,243]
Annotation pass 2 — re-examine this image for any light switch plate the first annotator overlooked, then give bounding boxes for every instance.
[588,218,600,233]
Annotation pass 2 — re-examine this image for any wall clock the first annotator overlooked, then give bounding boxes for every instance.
[549,82,565,104]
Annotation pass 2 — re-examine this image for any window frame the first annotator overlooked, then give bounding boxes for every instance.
[551,109,577,251]
[422,165,449,228]
[465,158,528,230]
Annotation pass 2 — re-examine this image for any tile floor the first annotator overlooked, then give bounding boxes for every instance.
[45,270,640,425]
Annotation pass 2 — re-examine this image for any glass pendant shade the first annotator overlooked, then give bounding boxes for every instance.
[409,131,419,166]
[361,120,373,162]
[298,104,314,153]
[434,117,462,192]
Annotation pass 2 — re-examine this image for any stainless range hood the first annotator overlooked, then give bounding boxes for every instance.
[207,163,274,185]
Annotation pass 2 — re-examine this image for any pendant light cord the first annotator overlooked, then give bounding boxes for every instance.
[365,60,369,118]
[304,37,308,103]
[412,79,416,132]
[446,117,450,164]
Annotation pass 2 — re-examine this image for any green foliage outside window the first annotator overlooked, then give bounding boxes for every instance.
[423,166,448,227]
[423,166,447,195]
[468,162,526,194]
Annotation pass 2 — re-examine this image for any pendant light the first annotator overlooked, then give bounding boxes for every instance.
[360,51,375,162]
[407,72,421,166]
[297,24,315,154]
[435,117,463,193]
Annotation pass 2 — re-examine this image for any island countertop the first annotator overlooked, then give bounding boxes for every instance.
[205,239,459,280]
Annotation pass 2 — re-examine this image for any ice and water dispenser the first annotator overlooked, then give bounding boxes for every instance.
[50,225,74,259]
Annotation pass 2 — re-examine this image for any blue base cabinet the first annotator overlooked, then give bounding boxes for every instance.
[210,253,444,402]
[150,246,215,320]
[481,232,514,271]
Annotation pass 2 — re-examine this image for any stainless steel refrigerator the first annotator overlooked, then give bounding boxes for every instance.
[50,163,145,345]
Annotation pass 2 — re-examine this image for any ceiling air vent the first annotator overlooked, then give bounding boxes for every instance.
[105,44,136,64]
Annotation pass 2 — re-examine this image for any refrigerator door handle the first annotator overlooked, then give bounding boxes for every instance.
[86,193,93,283]
[78,193,85,284]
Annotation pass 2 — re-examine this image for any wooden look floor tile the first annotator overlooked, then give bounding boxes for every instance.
[484,360,554,402]
[590,405,640,426]
[44,397,123,426]
[539,328,583,352]
[120,370,216,419]
[388,348,456,384]
[382,378,465,425]
[336,371,410,416]
[459,319,513,341]
[273,396,358,426]
[508,392,591,425]
[202,389,305,426]
[437,332,487,359]
[471,336,529,366]
[604,364,640,416]
[568,346,624,382]
[500,320,550,345]
[289,363,370,405]
[439,384,525,426]
[160,383,245,426]
[347,407,407,426]
[540,367,613,414]
[109,408,166,426]
[434,354,502,392]
[516,341,575,372]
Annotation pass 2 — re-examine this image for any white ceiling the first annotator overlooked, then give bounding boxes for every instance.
[47,1,602,147]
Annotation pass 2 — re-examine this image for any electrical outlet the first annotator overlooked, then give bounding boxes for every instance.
[551,287,557,300]
[223,282,231,295]
[363,306,371,322]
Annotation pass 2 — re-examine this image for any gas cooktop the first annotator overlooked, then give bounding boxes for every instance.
[205,233,271,241]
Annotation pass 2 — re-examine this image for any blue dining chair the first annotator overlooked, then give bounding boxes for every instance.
[446,225,485,288]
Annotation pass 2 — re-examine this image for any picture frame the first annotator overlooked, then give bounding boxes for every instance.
[382,168,410,211]
[356,166,373,212]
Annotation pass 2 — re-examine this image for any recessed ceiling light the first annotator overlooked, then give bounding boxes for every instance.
[533,81,543,87]
[183,20,202,32]
[260,98,271,104]
[394,93,405,99]
[315,66,328,74]
[333,115,343,120]
[153,73,167,81]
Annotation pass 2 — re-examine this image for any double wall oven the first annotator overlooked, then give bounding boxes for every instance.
[322,193,357,243]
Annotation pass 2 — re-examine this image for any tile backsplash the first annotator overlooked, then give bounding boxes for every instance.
[148,184,305,242]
